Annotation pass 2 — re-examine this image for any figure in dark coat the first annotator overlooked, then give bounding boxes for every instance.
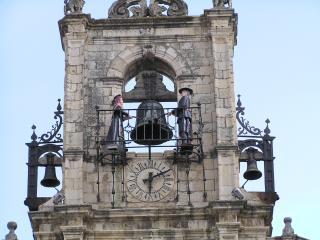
[172,88,193,147]
[105,95,130,154]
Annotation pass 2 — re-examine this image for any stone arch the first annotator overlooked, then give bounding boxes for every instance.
[106,45,192,83]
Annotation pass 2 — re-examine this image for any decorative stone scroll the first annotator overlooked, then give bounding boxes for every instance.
[214,0,232,9]
[108,0,188,18]
[64,0,85,15]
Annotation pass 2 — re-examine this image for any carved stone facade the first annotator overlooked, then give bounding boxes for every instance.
[27,1,279,240]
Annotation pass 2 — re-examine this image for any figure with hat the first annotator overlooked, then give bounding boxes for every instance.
[104,94,131,154]
[171,87,193,152]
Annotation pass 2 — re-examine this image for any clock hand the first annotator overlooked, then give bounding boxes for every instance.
[142,172,154,193]
[143,172,153,184]
[151,169,171,180]
[142,169,171,193]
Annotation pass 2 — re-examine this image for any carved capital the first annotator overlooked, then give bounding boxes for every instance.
[108,0,188,18]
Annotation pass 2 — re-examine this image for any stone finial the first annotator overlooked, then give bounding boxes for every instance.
[64,0,85,15]
[214,0,232,9]
[282,217,295,237]
[5,222,18,240]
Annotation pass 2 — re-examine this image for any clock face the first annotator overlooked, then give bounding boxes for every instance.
[126,160,175,202]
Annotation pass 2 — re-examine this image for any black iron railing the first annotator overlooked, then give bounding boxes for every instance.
[95,104,204,163]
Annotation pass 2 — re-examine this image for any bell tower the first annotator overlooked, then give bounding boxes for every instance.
[25,0,278,239]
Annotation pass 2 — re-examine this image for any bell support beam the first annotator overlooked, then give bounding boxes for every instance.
[263,136,276,193]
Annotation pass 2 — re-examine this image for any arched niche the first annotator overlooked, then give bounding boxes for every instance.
[106,45,192,84]
[123,56,177,84]
[124,70,176,102]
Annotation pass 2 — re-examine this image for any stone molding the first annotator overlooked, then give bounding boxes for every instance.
[63,150,86,156]
[58,10,237,50]
[29,201,275,239]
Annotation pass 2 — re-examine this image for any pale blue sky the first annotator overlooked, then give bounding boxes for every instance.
[0,0,319,239]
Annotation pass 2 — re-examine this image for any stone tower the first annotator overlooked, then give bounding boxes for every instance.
[25,0,278,239]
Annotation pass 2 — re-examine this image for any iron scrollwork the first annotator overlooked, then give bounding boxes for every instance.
[236,95,263,137]
[38,99,64,143]
[108,0,188,18]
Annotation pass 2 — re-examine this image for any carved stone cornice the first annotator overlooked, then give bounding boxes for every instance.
[108,0,188,19]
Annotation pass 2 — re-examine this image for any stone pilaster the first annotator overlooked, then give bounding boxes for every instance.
[62,15,89,205]
[206,9,239,200]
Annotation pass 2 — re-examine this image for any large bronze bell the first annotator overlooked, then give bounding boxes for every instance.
[243,148,262,181]
[131,100,173,145]
[40,153,60,188]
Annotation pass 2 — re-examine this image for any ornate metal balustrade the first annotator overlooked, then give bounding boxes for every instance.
[95,104,204,164]
[24,99,63,211]
[236,95,277,199]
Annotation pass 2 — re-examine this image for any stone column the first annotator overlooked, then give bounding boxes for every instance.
[206,9,239,200]
[61,15,88,205]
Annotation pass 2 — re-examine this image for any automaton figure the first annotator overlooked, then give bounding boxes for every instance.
[104,95,131,154]
[171,87,193,151]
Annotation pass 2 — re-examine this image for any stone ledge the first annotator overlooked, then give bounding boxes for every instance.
[29,202,274,239]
